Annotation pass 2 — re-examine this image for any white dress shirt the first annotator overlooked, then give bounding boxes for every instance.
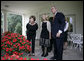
[64,21,69,32]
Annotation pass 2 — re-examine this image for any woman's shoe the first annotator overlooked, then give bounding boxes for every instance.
[41,53,44,57]
[32,53,35,56]
[44,53,48,57]
[28,53,31,56]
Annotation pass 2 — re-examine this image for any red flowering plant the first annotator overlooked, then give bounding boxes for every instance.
[1,31,31,57]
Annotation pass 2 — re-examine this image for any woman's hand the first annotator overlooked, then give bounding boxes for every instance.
[49,32,51,39]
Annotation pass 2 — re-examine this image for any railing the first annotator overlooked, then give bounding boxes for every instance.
[67,32,83,51]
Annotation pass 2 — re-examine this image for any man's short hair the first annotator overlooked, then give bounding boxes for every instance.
[51,6,56,9]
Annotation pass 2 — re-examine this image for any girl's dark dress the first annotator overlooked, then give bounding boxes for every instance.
[40,22,50,47]
[40,21,50,57]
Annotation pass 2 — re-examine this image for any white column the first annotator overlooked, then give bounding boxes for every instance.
[2,10,8,32]
[22,14,29,37]
[22,15,25,36]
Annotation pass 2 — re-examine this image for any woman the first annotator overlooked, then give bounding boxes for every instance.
[26,15,38,56]
[63,17,69,50]
[40,14,51,57]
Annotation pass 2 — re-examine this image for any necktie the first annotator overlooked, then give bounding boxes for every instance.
[53,15,55,22]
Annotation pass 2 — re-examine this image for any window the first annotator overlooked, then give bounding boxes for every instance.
[7,13,22,35]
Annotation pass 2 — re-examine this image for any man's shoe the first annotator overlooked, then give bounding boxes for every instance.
[50,57,56,60]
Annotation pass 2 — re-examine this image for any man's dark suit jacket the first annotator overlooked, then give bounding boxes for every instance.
[51,12,66,39]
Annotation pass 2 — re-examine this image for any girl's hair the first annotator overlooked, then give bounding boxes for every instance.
[29,15,36,21]
[41,13,49,21]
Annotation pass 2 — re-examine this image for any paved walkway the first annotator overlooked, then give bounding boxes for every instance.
[27,40,83,60]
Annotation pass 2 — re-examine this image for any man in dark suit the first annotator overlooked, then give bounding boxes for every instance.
[50,6,66,60]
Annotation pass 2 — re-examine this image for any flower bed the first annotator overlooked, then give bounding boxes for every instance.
[1,31,31,57]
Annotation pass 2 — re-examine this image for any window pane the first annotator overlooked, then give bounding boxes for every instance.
[7,13,22,35]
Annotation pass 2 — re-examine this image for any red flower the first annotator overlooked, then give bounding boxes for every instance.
[18,37,21,40]
[22,42,26,44]
[43,58,48,60]
[5,45,7,47]
[31,58,36,60]
[1,44,4,47]
[29,41,31,44]
[11,54,19,59]
[17,43,20,46]
[13,44,17,48]
[13,51,18,55]
[15,57,19,59]
[19,53,21,55]
[19,46,22,50]
[6,48,9,52]
[20,40,22,43]
[9,48,13,51]
[26,40,29,43]
[1,57,5,60]
[13,39,17,42]
[6,41,10,44]
[7,37,11,39]
[11,54,16,57]
[2,48,5,50]
[10,58,13,60]
[13,44,16,47]
[28,48,31,51]
[18,53,22,55]
[24,57,27,60]
[6,53,9,55]
[10,42,13,45]
[21,53,23,54]
[19,35,23,37]
[22,46,24,48]
[7,33,11,36]
[23,37,26,41]
[19,57,23,60]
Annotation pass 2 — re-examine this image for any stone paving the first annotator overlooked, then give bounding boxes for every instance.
[27,40,83,60]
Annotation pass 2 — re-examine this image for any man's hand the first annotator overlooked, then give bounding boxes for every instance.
[49,36,51,39]
[56,32,61,37]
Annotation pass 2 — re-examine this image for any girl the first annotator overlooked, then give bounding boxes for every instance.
[40,14,51,57]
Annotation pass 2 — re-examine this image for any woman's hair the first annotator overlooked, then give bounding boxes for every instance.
[65,17,69,22]
[29,15,36,21]
[41,13,49,21]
